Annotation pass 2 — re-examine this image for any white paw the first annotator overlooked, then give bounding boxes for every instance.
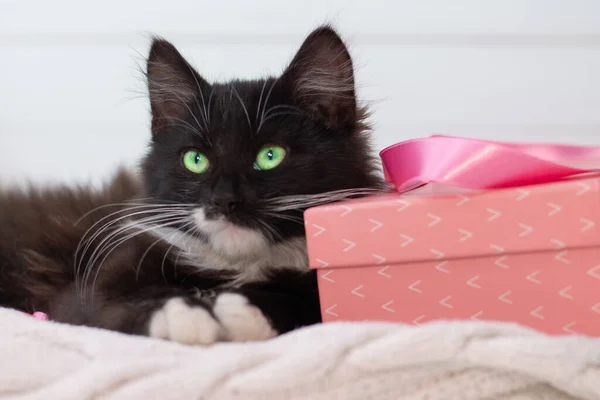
[213,293,278,342]
[149,298,221,345]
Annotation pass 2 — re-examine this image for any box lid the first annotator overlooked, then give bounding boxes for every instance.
[304,176,600,269]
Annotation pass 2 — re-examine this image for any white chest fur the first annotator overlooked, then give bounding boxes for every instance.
[145,225,308,285]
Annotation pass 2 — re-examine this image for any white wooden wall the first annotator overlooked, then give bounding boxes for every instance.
[1,0,600,186]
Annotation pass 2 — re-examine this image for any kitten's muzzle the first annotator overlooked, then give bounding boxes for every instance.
[210,192,242,215]
[210,175,243,215]
[210,195,240,214]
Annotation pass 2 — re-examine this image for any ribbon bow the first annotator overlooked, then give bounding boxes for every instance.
[380,135,600,193]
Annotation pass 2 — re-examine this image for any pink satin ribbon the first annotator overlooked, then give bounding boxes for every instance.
[380,135,600,192]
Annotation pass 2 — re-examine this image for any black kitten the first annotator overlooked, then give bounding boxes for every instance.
[0,25,384,344]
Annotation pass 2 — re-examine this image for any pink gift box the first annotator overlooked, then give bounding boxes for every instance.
[304,176,600,336]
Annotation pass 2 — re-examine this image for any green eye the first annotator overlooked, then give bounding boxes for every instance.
[182,150,209,174]
[254,145,287,171]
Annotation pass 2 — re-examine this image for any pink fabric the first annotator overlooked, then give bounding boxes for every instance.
[32,312,48,321]
[380,135,600,192]
[21,311,48,320]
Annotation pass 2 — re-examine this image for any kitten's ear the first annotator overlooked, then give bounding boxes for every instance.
[282,26,356,128]
[146,38,209,134]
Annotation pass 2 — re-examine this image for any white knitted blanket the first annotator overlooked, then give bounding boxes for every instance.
[1,307,598,400]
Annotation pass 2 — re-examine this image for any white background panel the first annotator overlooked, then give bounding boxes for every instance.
[1,0,600,185]
[2,0,600,36]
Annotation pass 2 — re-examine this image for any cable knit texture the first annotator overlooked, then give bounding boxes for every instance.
[1,308,599,399]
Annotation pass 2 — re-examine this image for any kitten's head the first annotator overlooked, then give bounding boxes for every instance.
[141,26,384,260]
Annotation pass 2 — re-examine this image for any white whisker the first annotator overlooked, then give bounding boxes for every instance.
[162,118,205,138]
[135,237,165,281]
[255,218,279,242]
[257,78,279,133]
[83,211,188,275]
[185,63,211,134]
[75,206,191,292]
[74,199,171,225]
[262,104,303,120]
[260,111,302,126]
[259,190,384,213]
[231,85,252,131]
[83,217,187,306]
[207,87,215,125]
[74,204,193,294]
[151,81,207,143]
[262,211,305,225]
[160,221,197,283]
[255,80,268,124]
[79,213,188,303]
[262,188,383,211]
